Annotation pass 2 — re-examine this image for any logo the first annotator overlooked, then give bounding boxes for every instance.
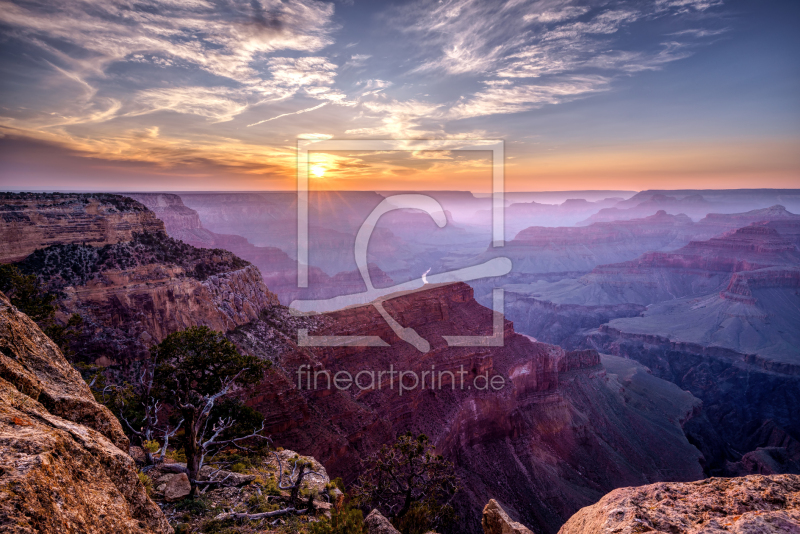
[291,139,510,353]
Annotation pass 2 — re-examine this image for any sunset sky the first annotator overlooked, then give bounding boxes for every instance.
[0,0,798,192]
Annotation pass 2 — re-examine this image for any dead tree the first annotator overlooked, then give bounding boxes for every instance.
[118,357,182,466]
[272,452,325,506]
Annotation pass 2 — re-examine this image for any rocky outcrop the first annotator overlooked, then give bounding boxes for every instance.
[471,211,696,277]
[482,500,533,534]
[0,193,165,263]
[0,290,127,449]
[0,290,171,533]
[231,282,705,533]
[7,222,278,366]
[364,509,401,534]
[558,474,800,534]
[697,204,800,237]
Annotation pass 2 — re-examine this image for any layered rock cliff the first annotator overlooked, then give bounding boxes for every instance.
[0,193,165,263]
[558,474,800,534]
[13,230,277,366]
[1,193,278,368]
[0,290,171,533]
[229,282,705,534]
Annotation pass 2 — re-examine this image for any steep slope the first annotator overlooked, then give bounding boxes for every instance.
[0,192,165,263]
[0,290,171,533]
[1,193,278,367]
[558,474,800,534]
[229,282,705,534]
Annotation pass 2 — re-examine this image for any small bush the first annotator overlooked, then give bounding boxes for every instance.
[142,439,160,454]
[174,497,210,516]
[328,477,345,492]
[137,471,153,497]
[166,448,187,463]
[256,475,282,496]
[230,462,248,474]
[310,502,364,534]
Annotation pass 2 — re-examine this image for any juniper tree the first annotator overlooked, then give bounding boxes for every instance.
[354,433,458,533]
[151,326,269,495]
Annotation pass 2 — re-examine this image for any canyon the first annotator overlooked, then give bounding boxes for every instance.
[229,282,706,533]
[2,190,799,533]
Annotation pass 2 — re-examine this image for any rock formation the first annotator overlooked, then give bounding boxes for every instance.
[364,509,401,534]
[4,201,278,366]
[482,499,534,534]
[0,290,171,533]
[0,192,165,263]
[558,474,800,534]
[230,282,705,533]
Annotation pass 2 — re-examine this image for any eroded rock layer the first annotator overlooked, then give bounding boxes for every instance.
[231,282,705,534]
[0,193,165,263]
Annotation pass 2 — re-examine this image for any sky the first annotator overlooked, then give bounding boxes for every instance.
[0,0,798,192]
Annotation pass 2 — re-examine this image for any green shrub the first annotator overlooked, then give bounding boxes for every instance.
[137,471,153,497]
[174,497,210,516]
[310,502,364,534]
[166,448,187,463]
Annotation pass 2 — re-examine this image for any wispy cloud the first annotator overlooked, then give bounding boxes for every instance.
[449,76,609,119]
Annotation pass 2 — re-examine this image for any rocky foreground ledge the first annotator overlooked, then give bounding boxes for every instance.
[557,474,800,534]
[0,290,172,533]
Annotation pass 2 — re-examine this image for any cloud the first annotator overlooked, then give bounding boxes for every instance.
[346,99,444,137]
[449,76,609,119]
[130,87,249,122]
[0,0,336,84]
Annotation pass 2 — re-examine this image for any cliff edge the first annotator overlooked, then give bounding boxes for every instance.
[558,474,800,534]
[0,290,172,533]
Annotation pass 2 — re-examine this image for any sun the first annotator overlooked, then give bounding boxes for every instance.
[311,165,326,178]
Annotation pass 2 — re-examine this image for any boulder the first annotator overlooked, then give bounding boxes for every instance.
[558,474,800,534]
[482,499,534,534]
[364,509,401,534]
[0,291,172,533]
[163,473,192,502]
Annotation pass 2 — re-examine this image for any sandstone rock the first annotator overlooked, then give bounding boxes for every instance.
[0,292,171,533]
[163,473,192,502]
[364,509,400,534]
[0,291,128,450]
[558,474,800,534]
[0,192,165,263]
[482,499,534,534]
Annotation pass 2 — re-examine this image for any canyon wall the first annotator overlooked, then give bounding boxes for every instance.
[229,282,705,534]
[2,193,278,367]
[0,193,165,263]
